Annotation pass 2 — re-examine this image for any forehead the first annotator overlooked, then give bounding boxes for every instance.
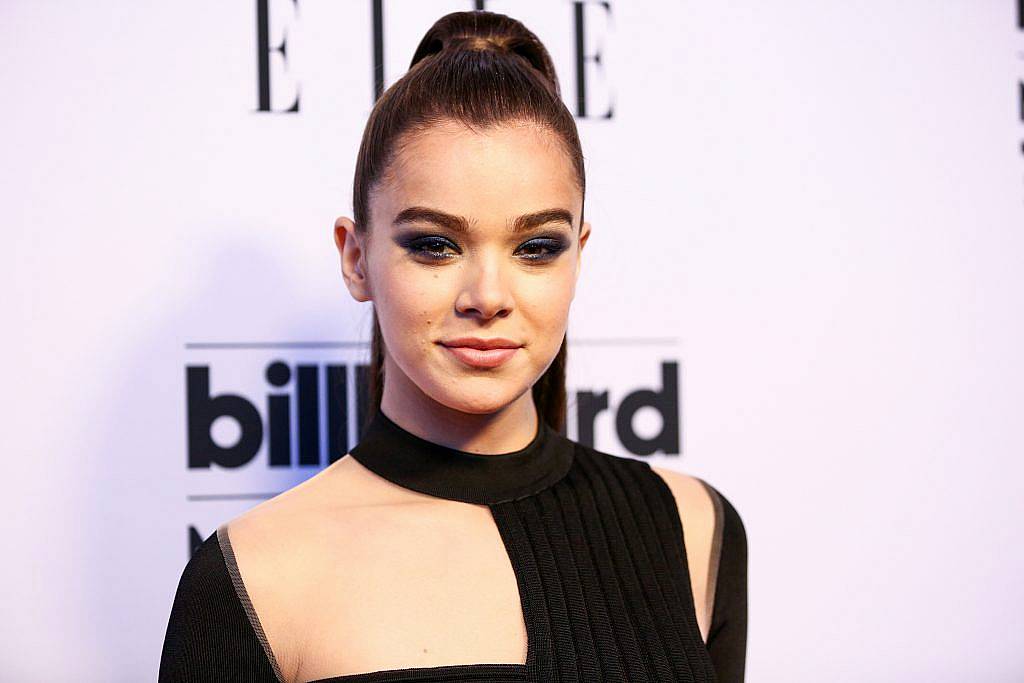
[375,120,580,227]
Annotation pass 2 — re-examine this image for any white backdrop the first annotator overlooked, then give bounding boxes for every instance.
[3,1,1022,680]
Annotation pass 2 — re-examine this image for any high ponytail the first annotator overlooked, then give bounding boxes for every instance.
[354,10,585,436]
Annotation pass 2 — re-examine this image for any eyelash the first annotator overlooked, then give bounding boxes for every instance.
[401,234,569,263]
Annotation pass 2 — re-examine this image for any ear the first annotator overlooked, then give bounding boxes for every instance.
[575,220,591,284]
[334,216,372,302]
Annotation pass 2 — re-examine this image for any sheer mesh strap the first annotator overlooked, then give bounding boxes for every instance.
[694,481,748,682]
[218,524,286,683]
[695,478,725,628]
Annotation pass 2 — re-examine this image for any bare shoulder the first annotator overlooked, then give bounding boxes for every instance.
[221,454,406,680]
[225,452,409,558]
[648,465,717,531]
[225,455,368,564]
[648,465,718,642]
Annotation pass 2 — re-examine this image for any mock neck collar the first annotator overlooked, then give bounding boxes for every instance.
[348,408,575,505]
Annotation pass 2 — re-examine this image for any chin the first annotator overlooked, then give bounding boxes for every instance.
[423,376,529,416]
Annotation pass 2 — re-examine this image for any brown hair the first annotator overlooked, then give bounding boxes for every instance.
[353,10,586,435]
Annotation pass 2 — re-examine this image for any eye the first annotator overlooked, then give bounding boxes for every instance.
[516,236,568,262]
[404,235,460,261]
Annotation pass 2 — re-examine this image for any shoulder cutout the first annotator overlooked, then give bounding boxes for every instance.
[215,455,434,682]
[693,481,748,680]
[217,525,286,682]
[223,500,321,683]
[648,466,721,644]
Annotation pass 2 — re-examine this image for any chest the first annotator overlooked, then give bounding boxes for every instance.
[275,456,717,682]
[296,502,529,679]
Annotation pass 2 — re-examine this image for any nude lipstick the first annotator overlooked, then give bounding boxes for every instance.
[438,337,522,369]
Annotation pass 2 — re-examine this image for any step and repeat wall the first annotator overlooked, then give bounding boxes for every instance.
[3,1,1022,680]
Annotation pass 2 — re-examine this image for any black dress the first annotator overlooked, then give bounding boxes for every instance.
[159,408,747,682]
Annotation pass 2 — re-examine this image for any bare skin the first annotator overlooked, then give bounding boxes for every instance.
[224,120,718,682]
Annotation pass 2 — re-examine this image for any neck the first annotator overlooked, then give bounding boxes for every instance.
[380,368,539,455]
[349,395,573,505]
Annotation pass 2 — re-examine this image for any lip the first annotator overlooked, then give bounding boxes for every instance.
[438,337,523,369]
[440,337,522,350]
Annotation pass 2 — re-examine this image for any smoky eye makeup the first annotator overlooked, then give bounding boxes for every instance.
[396,233,459,261]
[516,234,570,261]
[394,230,571,263]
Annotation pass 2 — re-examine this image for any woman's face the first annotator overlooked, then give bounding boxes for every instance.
[335,119,590,418]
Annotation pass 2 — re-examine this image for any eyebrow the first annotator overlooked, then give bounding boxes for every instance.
[392,206,575,234]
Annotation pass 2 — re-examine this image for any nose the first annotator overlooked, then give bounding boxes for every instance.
[455,254,514,320]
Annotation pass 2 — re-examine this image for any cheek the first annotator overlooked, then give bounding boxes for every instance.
[373,262,452,348]
[521,265,576,334]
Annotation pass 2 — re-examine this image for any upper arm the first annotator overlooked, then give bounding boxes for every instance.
[158,528,282,682]
[649,465,719,643]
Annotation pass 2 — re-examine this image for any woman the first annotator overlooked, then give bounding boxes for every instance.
[159,10,747,683]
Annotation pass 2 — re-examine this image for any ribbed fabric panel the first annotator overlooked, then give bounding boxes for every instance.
[623,459,716,682]
[483,443,719,683]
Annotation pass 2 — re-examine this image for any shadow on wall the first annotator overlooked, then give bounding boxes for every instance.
[74,235,371,678]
